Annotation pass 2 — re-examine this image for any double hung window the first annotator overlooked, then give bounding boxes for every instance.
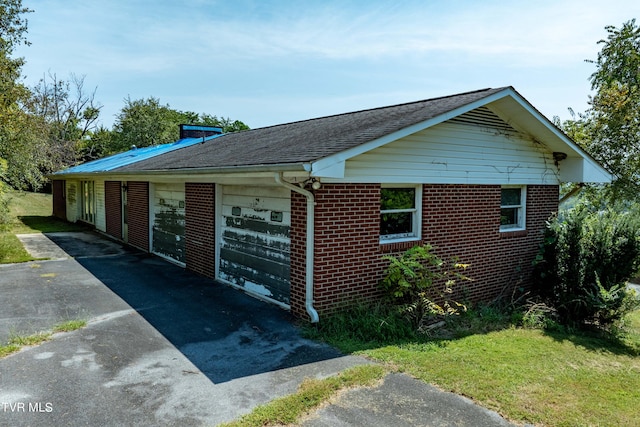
[380,186,421,242]
[500,186,526,231]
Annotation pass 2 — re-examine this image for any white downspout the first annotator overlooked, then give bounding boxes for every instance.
[275,172,319,323]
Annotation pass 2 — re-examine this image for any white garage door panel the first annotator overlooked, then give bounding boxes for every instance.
[220,186,291,305]
[152,182,185,264]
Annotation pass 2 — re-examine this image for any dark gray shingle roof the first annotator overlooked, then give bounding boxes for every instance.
[115,87,508,172]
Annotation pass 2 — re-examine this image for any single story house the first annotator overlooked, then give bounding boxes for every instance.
[51,87,611,322]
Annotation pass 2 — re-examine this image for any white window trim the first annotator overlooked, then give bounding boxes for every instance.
[380,184,422,243]
[500,185,526,232]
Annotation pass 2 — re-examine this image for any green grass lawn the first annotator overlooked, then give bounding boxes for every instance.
[0,190,88,263]
[306,308,640,427]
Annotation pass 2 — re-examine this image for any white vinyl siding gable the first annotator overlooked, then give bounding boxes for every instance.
[342,116,559,185]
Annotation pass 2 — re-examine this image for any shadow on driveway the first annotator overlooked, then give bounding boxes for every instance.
[47,233,344,384]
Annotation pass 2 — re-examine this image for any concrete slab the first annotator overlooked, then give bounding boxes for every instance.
[301,372,516,427]
[15,231,127,261]
[14,234,69,260]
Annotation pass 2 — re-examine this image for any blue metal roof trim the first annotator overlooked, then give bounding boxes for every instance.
[54,133,223,175]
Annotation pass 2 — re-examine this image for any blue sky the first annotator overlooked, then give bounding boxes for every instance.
[15,0,639,130]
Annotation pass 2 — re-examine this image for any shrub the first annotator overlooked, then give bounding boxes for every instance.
[533,205,640,328]
[380,245,469,332]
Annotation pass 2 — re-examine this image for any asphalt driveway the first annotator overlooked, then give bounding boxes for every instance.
[1,231,517,427]
[1,232,367,426]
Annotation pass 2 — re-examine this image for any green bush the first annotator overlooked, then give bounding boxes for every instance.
[0,191,9,226]
[533,205,640,328]
[380,245,469,332]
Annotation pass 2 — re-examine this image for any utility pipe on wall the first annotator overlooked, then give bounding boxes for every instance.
[274,173,319,323]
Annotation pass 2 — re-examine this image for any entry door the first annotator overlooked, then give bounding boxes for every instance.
[219,186,291,305]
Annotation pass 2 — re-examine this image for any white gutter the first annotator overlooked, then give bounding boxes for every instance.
[274,172,319,323]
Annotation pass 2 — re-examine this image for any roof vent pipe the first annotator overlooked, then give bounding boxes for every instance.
[274,172,319,323]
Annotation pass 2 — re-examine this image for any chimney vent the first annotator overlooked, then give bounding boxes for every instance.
[179,124,223,140]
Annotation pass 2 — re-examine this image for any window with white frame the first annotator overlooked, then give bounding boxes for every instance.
[500,186,526,231]
[380,185,421,241]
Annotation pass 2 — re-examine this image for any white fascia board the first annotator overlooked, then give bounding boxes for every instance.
[309,89,514,178]
[310,160,346,178]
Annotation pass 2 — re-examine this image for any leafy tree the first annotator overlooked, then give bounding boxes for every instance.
[110,97,181,152]
[109,97,249,154]
[80,126,113,162]
[25,72,102,172]
[567,20,640,201]
[197,113,250,133]
[0,0,39,190]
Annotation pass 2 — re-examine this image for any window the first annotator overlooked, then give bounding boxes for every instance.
[380,186,421,241]
[500,186,526,231]
[80,180,95,224]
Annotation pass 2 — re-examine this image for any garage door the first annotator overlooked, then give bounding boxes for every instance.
[219,186,291,305]
[152,182,185,264]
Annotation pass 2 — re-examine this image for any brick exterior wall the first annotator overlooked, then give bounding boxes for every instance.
[185,183,216,278]
[52,180,66,220]
[104,181,122,240]
[290,183,559,320]
[290,184,386,319]
[126,181,149,251]
[421,185,558,302]
[290,191,308,317]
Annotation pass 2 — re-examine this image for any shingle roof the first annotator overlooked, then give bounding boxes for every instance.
[114,87,508,172]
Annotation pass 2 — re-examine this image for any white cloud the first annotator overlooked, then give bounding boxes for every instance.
[15,0,640,129]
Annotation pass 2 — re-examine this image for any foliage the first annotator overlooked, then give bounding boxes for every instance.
[79,125,113,162]
[109,97,249,154]
[558,20,640,202]
[533,204,640,328]
[363,318,640,427]
[0,1,39,189]
[380,245,469,332]
[0,0,31,52]
[0,159,8,224]
[23,73,102,173]
[304,302,419,352]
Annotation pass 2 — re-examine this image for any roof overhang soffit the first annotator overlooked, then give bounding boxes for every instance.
[309,88,516,179]
[486,91,612,183]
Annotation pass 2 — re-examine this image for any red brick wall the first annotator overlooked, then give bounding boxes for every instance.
[52,180,66,220]
[290,191,309,317]
[290,183,558,319]
[185,183,216,278]
[127,181,149,251]
[104,181,122,240]
[421,185,558,302]
[290,184,385,319]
